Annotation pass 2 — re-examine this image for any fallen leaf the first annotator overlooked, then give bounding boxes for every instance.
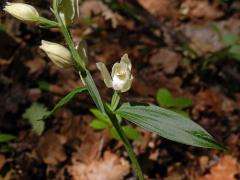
[138,0,176,18]
[180,0,223,20]
[149,48,181,75]
[79,0,122,28]
[25,56,46,76]
[197,155,238,180]
[35,131,67,165]
[0,155,6,171]
[68,151,130,180]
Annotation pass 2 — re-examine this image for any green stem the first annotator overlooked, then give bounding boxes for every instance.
[52,1,144,178]
[38,16,58,28]
[106,107,144,180]
[52,1,85,71]
[111,91,121,111]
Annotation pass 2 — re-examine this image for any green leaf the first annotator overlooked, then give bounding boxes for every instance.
[23,103,50,135]
[82,70,106,114]
[116,114,123,124]
[0,134,16,143]
[90,109,111,124]
[38,80,50,91]
[90,120,109,130]
[122,126,141,140]
[228,45,240,61]
[77,39,88,64]
[156,88,192,109]
[211,23,222,40]
[172,109,191,119]
[156,88,174,108]
[59,0,79,25]
[116,103,227,151]
[0,145,11,153]
[173,97,192,109]
[221,33,240,46]
[110,127,120,140]
[50,87,87,115]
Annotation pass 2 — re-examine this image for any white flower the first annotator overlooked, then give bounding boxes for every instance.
[40,40,73,69]
[4,3,39,23]
[96,54,133,92]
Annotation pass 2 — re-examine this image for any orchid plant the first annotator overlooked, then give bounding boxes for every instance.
[4,1,227,179]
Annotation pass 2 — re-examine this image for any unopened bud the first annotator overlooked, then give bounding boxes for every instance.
[4,3,40,23]
[40,40,73,69]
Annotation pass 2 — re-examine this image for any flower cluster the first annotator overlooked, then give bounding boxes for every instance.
[4,2,133,93]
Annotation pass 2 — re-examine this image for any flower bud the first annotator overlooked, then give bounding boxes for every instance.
[40,40,73,69]
[97,54,133,93]
[4,3,40,23]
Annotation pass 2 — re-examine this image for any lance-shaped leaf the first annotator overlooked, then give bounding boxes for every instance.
[0,134,16,143]
[81,70,106,114]
[51,87,87,113]
[45,87,88,119]
[116,103,227,151]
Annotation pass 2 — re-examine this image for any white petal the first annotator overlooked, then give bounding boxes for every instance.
[40,40,73,68]
[96,62,112,88]
[120,53,132,70]
[121,75,133,92]
[4,3,39,23]
[111,63,121,78]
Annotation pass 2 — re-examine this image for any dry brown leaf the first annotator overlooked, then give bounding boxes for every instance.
[25,56,46,76]
[68,151,130,180]
[35,131,67,165]
[165,163,186,180]
[192,87,238,118]
[27,88,42,102]
[0,58,11,66]
[182,23,223,54]
[132,78,155,97]
[180,0,223,19]
[149,48,181,75]
[181,18,240,55]
[138,0,176,18]
[0,155,6,171]
[197,155,238,180]
[80,0,122,28]
[0,170,19,180]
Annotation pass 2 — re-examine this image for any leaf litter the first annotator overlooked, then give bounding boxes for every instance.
[0,0,240,179]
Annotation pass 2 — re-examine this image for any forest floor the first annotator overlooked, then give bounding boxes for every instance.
[0,0,240,179]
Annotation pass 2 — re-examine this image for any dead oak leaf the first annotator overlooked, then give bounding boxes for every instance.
[68,151,130,180]
[197,155,238,180]
[34,131,67,166]
[25,56,46,76]
[149,48,182,75]
[79,0,122,28]
[0,155,6,171]
[138,0,176,18]
[180,0,223,20]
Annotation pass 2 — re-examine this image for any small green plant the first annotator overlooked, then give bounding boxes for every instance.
[156,88,192,118]
[202,25,240,68]
[23,102,50,135]
[5,1,227,179]
[0,133,16,153]
[90,108,141,141]
[220,33,240,61]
